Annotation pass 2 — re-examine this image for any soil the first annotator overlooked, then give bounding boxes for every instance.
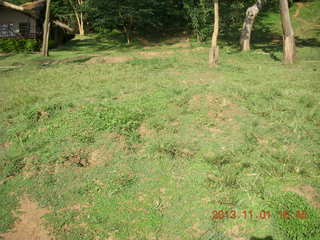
[294,2,305,18]
[1,197,53,240]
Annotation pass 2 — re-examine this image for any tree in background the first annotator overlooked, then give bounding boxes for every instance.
[88,0,186,44]
[88,0,156,44]
[209,0,219,66]
[184,0,213,42]
[42,0,51,56]
[68,0,87,36]
[279,0,296,64]
[240,0,264,51]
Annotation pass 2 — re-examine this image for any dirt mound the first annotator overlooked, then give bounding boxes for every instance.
[1,196,53,240]
[138,51,174,58]
[85,56,132,64]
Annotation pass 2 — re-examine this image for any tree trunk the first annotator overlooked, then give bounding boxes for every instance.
[240,0,263,51]
[69,0,85,36]
[123,26,131,44]
[53,20,74,33]
[42,0,51,57]
[79,12,85,36]
[279,0,296,64]
[209,0,219,66]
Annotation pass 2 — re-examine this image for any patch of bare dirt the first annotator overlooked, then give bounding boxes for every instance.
[38,56,94,66]
[294,2,305,18]
[55,144,115,170]
[23,155,39,177]
[137,37,155,47]
[139,50,176,59]
[162,36,189,45]
[293,3,320,27]
[1,196,53,240]
[0,53,11,57]
[167,42,191,48]
[284,185,320,208]
[189,94,242,122]
[66,149,89,167]
[188,94,202,107]
[180,47,205,53]
[138,124,157,138]
[85,56,133,64]
[208,97,243,123]
[0,141,12,149]
[106,133,128,149]
[226,225,248,240]
[186,222,206,238]
[88,147,112,167]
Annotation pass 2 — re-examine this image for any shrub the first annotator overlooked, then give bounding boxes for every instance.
[0,39,39,53]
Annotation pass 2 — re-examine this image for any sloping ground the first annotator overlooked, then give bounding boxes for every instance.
[0,2,320,240]
[260,0,320,40]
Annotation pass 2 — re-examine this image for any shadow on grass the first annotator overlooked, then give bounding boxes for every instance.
[54,31,145,54]
[250,236,273,240]
[53,29,194,55]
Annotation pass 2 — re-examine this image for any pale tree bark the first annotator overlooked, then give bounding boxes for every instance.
[42,0,51,57]
[240,0,263,51]
[53,20,74,33]
[0,1,24,11]
[209,0,219,66]
[279,0,296,64]
[68,0,85,36]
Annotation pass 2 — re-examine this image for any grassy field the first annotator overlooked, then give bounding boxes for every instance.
[1,2,320,240]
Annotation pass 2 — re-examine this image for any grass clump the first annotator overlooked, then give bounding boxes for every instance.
[269,192,320,240]
[80,103,146,140]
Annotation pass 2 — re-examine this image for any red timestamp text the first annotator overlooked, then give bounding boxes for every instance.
[212,209,308,220]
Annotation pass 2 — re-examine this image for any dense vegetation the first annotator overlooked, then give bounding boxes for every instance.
[7,0,286,43]
[0,0,319,240]
[0,39,39,52]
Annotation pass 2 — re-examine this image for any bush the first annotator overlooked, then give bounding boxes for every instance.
[0,39,39,53]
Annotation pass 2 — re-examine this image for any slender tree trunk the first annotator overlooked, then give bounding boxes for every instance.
[123,25,131,44]
[279,0,296,64]
[74,11,85,36]
[240,0,263,51]
[79,12,85,36]
[69,0,85,36]
[209,0,219,66]
[42,0,51,57]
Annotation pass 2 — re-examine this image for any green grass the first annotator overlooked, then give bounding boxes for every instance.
[1,3,320,240]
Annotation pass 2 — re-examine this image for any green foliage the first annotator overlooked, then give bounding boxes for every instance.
[88,0,186,42]
[184,0,213,42]
[269,192,320,240]
[0,39,39,53]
